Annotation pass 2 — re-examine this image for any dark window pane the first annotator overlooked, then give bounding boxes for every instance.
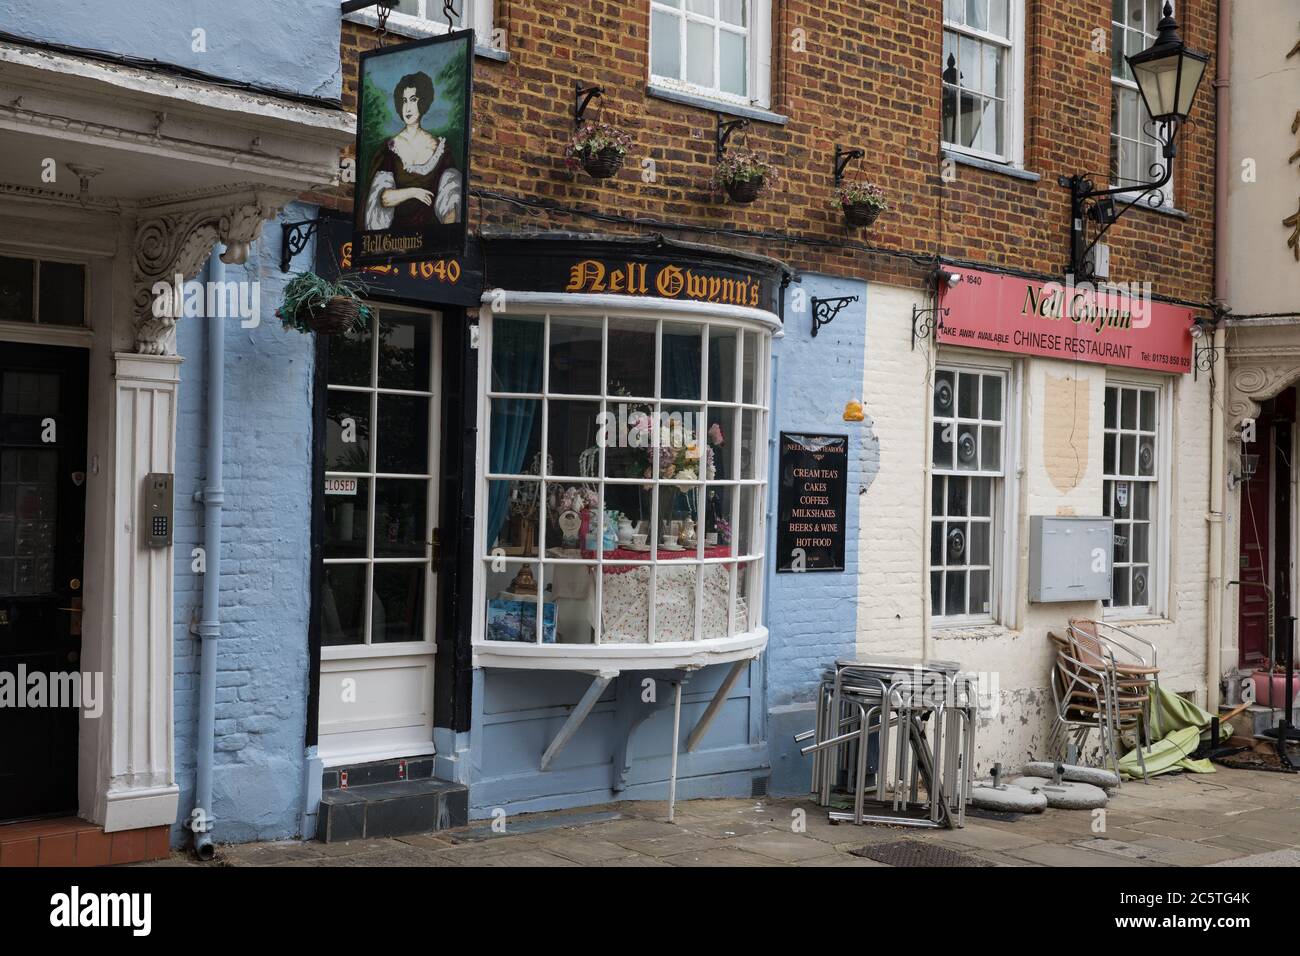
[946,522,968,566]
[374,479,428,558]
[549,317,603,396]
[491,316,544,393]
[548,399,601,478]
[662,322,703,400]
[376,394,430,474]
[325,392,370,472]
[488,398,542,475]
[0,257,34,323]
[707,326,738,402]
[322,564,367,645]
[371,563,425,643]
[328,317,373,388]
[38,261,85,327]
[377,309,431,391]
[324,477,369,559]
[608,319,657,398]
[945,570,966,616]
[947,477,968,516]
[934,370,955,415]
[930,521,943,565]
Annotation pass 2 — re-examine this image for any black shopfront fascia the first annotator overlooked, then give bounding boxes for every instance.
[306,219,792,738]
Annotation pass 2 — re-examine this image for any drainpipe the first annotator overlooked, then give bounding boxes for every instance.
[1205,0,1231,712]
[193,246,226,860]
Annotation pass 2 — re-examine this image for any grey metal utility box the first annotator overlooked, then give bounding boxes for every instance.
[1028,516,1113,603]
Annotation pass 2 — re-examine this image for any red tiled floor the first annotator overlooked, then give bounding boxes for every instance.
[75,829,113,867]
[145,826,170,860]
[109,829,148,865]
[0,838,38,867]
[37,832,76,867]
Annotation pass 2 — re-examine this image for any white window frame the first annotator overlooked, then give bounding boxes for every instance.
[345,0,495,50]
[929,356,1020,628]
[472,302,773,666]
[941,0,1026,167]
[1102,375,1172,620]
[1110,0,1173,206]
[649,0,773,111]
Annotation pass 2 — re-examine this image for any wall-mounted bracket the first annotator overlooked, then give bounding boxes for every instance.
[811,295,859,338]
[574,82,605,127]
[833,144,865,187]
[911,304,948,350]
[280,218,320,273]
[716,115,750,159]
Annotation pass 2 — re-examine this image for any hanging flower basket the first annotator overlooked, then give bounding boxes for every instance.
[276,271,371,336]
[835,180,888,229]
[308,296,363,334]
[713,147,776,204]
[566,122,633,180]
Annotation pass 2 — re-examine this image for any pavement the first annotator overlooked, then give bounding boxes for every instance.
[152,765,1300,867]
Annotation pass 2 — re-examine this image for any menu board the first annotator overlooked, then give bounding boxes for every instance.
[776,433,848,573]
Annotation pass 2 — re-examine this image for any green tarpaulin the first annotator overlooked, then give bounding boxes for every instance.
[1118,685,1232,780]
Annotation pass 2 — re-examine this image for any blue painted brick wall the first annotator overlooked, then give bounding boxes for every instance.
[764,274,877,795]
[172,202,319,845]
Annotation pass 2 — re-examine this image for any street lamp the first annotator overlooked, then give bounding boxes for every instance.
[1059,2,1210,280]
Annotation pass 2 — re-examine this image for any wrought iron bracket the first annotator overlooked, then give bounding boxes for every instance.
[716,115,750,159]
[833,144,864,187]
[574,82,605,127]
[280,218,320,273]
[911,303,948,350]
[1060,119,1181,281]
[811,295,859,338]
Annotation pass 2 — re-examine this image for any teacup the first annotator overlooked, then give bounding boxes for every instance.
[631,533,648,547]
[662,534,679,548]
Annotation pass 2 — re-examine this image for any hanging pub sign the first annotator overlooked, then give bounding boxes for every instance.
[316,216,484,308]
[776,432,848,574]
[937,267,1196,373]
[352,30,473,267]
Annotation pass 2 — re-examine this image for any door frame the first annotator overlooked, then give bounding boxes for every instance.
[310,302,443,767]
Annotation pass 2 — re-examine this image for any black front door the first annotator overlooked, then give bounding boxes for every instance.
[0,343,88,822]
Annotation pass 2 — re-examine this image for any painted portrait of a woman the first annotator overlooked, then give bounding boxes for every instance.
[363,70,462,230]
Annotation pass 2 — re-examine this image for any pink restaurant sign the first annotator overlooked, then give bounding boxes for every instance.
[936,267,1195,374]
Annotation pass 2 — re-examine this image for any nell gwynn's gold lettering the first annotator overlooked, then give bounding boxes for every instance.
[566,259,760,307]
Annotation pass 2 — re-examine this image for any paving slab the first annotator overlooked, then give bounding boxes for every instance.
[725,830,835,862]
[659,846,785,867]
[1002,842,1154,867]
[1208,848,1300,866]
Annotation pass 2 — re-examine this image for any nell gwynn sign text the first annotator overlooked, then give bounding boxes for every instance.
[938,268,1196,373]
[564,259,765,307]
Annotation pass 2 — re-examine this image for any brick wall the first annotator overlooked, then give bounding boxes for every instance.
[320,0,1216,302]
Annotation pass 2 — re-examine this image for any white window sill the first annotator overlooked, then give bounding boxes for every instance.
[941,147,1041,182]
[646,84,788,126]
[1101,614,1172,628]
[931,621,1009,641]
[472,628,768,672]
[343,11,508,61]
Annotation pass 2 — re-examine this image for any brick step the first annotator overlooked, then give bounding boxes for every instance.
[0,817,168,867]
[317,778,468,843]
[322,755,435,791]
[1221,703,1300,739]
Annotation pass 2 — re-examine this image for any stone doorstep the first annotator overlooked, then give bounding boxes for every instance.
[0,817,169,867]
[317,778,469,843]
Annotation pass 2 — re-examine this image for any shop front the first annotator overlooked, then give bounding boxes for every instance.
[308,227,792,824]
[913,265,1211,766]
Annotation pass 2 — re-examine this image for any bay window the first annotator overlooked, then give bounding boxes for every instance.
[476,307,770,658]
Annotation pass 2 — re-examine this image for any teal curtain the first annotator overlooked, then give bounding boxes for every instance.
[488,319,542,548]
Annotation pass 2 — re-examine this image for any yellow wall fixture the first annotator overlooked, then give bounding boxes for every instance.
[843,399,865,422]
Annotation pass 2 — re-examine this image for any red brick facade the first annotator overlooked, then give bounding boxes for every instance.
[315,0,1217,303]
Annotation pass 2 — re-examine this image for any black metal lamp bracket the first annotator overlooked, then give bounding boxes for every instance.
[911,304,949,351]
[574,82,605,127]
[716,116,750,159]
[1059,119,1180,280]
[834,144,865,187]
[281,218,320,274]
[811,295,859,338]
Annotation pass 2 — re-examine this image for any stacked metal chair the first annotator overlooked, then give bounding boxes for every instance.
[1047,619,1162,784]
[794,657,977,828]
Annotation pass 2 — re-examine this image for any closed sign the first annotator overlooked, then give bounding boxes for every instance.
[324,477,358,496]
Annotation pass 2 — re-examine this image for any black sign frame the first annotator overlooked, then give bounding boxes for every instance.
[776,432,848,574]
[352,29,473,267]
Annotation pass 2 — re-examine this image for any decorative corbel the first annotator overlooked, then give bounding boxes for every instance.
[131,192,289,354]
